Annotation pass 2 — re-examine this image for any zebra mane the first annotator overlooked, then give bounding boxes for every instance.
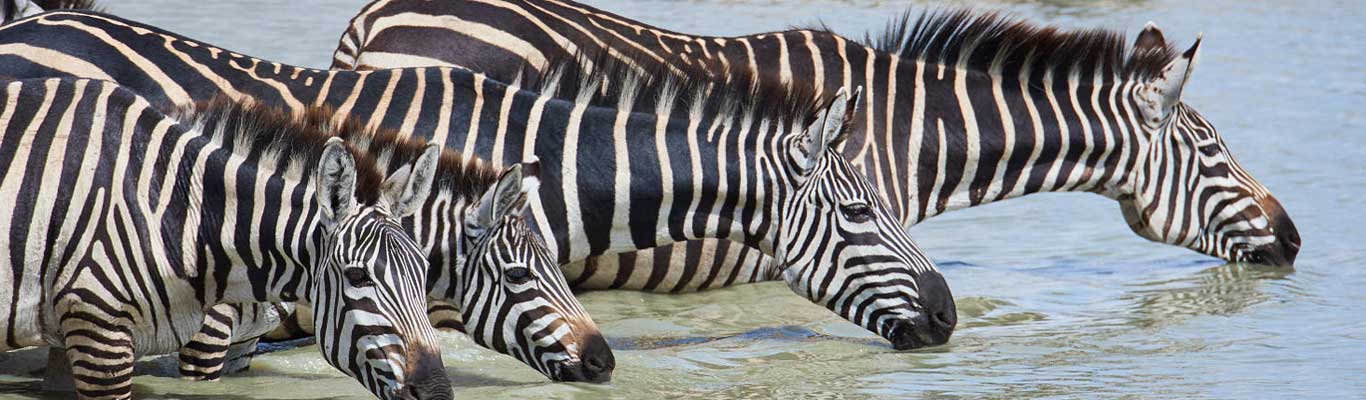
[797,8,1185,82]
[175,97,502,205]
[819,8,1178,82]
[520,44,835,136]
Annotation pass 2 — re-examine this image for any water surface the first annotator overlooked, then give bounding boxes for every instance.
[1,0,1362,398]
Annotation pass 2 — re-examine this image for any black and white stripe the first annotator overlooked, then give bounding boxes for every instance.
[0,77,450,400]
[0,10,956,350]
[330,0,1301,284]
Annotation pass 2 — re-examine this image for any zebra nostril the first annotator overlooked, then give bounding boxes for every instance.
[586,357,607,373]
[931,310,954,330]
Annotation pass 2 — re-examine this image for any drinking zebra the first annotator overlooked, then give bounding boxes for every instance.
[0,77,451,400]
[331,1,1302,281]
[171,100,616,383]
[0,11,958,350]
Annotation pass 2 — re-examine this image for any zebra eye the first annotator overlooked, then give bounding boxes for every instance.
[344,267,374,288]
[839,202,874,223]
[505,266,532,284]
[1198,143,1222,157]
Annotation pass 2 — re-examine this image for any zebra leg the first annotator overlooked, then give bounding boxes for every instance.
[179,303,280,379]
[262,303,313,342]
[59,314,136,399]
[177,304,239,380]
[40,346,75,393]
[219,337,259,374]
[427,300,465,333]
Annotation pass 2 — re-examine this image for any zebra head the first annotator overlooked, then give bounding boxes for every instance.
[1122,24,1300,267]
[311,139,452,400]
[458,162,614,382]
[772,87,956,350]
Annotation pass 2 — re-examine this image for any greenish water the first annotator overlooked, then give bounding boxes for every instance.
[2,0,1363,398]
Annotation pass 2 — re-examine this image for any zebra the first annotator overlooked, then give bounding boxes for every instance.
[331,1,1303,274]
[0,77,451,400]
[328,1,1306,308]
[171,100,617,383]
[0,11,958,350]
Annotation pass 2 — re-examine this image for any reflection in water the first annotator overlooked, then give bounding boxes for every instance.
[1124,263,1292,329]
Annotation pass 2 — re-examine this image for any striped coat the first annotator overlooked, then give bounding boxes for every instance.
[0,77,451,399]
[331,0,1302,279]
[0,10,957,350]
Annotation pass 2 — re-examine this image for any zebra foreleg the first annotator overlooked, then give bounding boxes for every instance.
[179,303,277,380]
[219,338,259,374]
[59,314,136,399]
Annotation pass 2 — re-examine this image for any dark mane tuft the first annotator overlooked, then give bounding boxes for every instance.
[517,41,837,135]
[838,8,1178,81]
[176,97,501,206]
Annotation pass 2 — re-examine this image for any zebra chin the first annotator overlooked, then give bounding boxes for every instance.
[544,332,616,383]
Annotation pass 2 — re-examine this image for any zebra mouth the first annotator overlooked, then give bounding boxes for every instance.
[886,314,954,351]
[549,360,612,383]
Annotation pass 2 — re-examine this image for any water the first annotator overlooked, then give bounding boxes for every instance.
[1,0,1363,398]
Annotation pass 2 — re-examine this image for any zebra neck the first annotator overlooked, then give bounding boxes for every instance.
[188,141,322,306]
[521,87,785,262]
[402,190,472,301]
[864,55,1141,224]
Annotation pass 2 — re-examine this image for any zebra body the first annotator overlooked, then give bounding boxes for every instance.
[332,0,1302,285]
[0,10,957,350]
[0,77,451,399]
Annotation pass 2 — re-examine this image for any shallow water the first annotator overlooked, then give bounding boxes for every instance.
[2,0,1363,398]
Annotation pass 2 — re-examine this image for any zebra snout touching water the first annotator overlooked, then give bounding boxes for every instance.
[0,78,450,400]
[439,162,615,382]
[309,139,450,400]
[1117,25,1302,267]
[772,88,956,349]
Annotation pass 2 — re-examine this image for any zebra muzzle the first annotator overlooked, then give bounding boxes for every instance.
[550,332,615,383]
[393,349,452,400]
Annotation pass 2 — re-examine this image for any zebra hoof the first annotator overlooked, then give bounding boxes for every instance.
[41,347,76,393]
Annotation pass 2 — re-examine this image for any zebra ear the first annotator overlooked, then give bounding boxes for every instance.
[382,143,441,218]
[470,163,528,231]
[793,86,860,173]
[1139,35,1202,121]
[315,138,359,221]
[1134,21,1168,53]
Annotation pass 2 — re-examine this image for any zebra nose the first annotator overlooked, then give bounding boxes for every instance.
[553,332,615,383]
[1256,198,1300,267]
[890,271,956,350]
[579,333,615,383]
[397,350,452,400]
